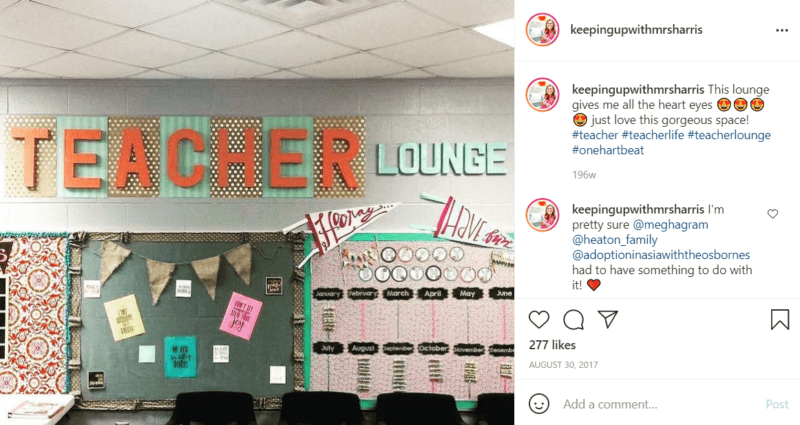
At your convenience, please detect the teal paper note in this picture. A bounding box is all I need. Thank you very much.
[139,345,156,363]
[165,336,197,378]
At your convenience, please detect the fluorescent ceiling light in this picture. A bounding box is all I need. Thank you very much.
[472,18,514,47]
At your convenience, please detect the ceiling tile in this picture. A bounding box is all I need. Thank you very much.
[78,31,209,68]
[384,69,435,79]
[0,0,18,11]
[0,2,125,50]
[160,53,277,79]
[28,53,145,78]
[140,3,290,50]
[293,53,409,79]
[226,31,355,68]
[371,29,507,68]
[0,35,64,68]
[408,0,513,27]
[424,51,512,78]
[305,2,455,50]
[3,68,60,78]
[129,70,184,79]
[256,70,308,79]
[217,0,394,28]
[35,0,206,28]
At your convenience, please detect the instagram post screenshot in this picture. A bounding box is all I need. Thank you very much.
[0,0,791,424]
[517,1,798,424]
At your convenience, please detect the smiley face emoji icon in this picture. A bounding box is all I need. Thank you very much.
[717,98,731,111]
[750,98,764,111]
[734,98,748,111]
[573,113,587,127]
[529,393,550,414]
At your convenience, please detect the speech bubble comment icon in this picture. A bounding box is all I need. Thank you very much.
[563,309,584,330]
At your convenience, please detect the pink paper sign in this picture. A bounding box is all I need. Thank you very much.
[220,292,263,340]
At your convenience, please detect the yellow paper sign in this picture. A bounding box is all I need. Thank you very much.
[104,294,146,341]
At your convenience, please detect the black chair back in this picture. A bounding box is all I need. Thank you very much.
[476,393,514,425]
[375,392,466,425]
[279,391,365,425]
[165,391,257,425]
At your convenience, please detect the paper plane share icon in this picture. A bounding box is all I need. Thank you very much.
[598,310,618,329]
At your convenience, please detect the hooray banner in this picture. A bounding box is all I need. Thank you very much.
[5,115,365,199]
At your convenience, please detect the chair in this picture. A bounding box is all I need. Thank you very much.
[164,391,257,425]
[278,391,366,425]
[476,393,513,425]
[375,392,466,425]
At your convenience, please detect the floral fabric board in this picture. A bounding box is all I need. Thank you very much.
[0,235,69,395]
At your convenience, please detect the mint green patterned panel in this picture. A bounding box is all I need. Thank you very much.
[159,117,211,198]
[57,116,108,198]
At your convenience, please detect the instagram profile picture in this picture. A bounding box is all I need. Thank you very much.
[527,198,559,232]
[526,78,559,112]
[527,13,559,46]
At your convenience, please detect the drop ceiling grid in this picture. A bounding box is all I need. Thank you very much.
[0,0,512,79]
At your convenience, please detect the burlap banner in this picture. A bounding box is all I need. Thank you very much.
[98,242,253,305]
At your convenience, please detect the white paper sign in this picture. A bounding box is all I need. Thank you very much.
[83,280,101,298]
[175,280,192,298]
[139,345,156,363]
[270,365,286,384]
[213,345,229,363]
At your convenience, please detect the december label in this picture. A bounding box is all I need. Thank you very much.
[489,344,515,357]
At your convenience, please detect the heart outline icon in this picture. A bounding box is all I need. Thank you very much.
[768,209,778,219]
[529,310,550,329]
[587,279,601,291]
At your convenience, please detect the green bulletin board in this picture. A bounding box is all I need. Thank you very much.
[77,233,302,404]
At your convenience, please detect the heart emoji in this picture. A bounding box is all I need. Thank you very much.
[529,310,550,329]
[768,209,778,218]
[587,279,601,291]
[538,15,547,21]
[538,81,547,86]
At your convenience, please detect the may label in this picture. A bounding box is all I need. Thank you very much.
[453,287,484,300]
[348,342,379,355]
[383,288,414,301]
[417,288,448,300]
[489,287,514,300]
